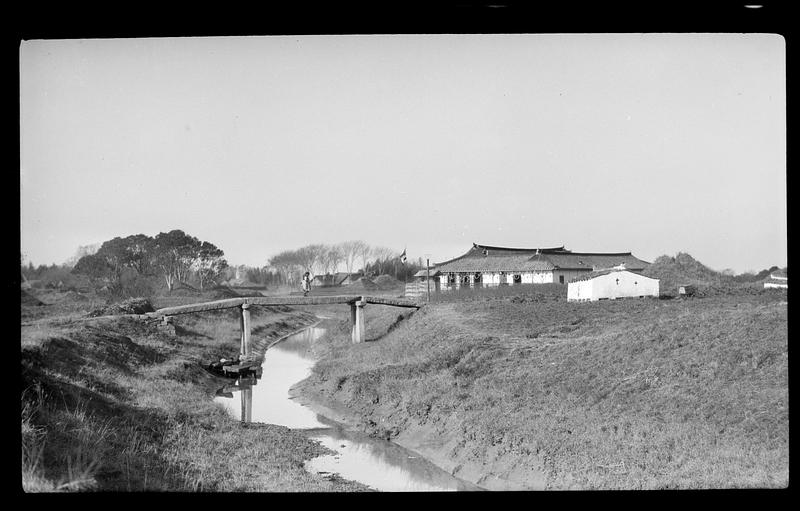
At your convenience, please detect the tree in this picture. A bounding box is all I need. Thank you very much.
[245,266,271,286]
[339,240,364,275]
[192,241,227,291]
[151,230,201,292]
[268,249,303,286]
[325,245,343,275]
[72,253,113,283]
[356,241,372,275]
[119,234,155,275]
[94,237,132,286]
[88,234,157,289]
[371,246,395,275]
[295,245,322,275]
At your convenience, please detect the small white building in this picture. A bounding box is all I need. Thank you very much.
[568,268,659,302]
[764,270,788,289]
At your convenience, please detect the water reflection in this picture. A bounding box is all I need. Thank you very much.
[213,327,327,428]
[305,421,478,491]
[213,325,482,491]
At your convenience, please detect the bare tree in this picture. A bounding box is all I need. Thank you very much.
[339,240,365,275]
[371,246,395,275]
[327,245,343,275]
[357,241,372,275]
[315,245,334,276]
[295,245,323,275]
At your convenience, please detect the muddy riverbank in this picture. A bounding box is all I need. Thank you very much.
[218,323,482,491]
[290,374,543,491]
[20,299,372,492]
[290,294,788,490]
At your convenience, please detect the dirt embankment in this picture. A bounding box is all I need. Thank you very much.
[294,292,788,490]
[291,373,540,491]
[292,307,547,491]
[20,294,370,492]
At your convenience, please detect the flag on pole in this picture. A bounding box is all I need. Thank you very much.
[399,248,407,264]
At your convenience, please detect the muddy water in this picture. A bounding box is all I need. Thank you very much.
[213,326,482,492]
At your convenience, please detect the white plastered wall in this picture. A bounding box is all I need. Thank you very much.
[568,271,659,301]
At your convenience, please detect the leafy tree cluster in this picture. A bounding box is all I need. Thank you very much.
[70,230,228,293]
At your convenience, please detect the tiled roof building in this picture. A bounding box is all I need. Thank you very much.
[434,243,650,287]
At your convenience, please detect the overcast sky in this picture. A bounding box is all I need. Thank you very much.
[20,33,785,273]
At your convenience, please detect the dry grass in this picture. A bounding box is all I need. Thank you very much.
[306,291,788,489]
[20,292,369,492]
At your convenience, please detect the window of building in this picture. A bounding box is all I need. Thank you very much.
[559,275,564,284]
[513,274,522,284]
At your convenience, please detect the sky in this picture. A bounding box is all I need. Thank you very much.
[20,33,786,273]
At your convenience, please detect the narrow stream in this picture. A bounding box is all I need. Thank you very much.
[213,326,482,492]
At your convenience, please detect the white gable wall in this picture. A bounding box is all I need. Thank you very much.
[568,271,659,301]
[567,279,593,301]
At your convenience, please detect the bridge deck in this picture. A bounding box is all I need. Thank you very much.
[152,295,422,317]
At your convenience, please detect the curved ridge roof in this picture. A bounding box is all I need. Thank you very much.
[434,243,569,267]
[434,243,650,273]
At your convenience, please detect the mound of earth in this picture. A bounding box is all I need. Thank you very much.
[228,288,266,297]
[642,253,738,296]
[208,286,244,299]
[87,297,155,317]
[374,275,402,289]
[346,277,379,291]
[169,286,202,297]
[21,289,45,306]
[168,281,203,296]
[62,290,90,302]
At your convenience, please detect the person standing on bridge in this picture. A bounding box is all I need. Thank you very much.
[302,271,312,296]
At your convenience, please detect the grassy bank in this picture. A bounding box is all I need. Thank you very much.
[20,292,371,492]
[301,289,788,489]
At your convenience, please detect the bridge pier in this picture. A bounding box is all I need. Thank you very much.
[351,298,366,344]
[240,303,251,358]
[241,387,252,423]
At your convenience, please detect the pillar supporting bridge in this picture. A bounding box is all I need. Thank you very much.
[150,295,423,353]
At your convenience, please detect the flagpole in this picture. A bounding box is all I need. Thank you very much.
[401,246,407,291]
[426,257,430,302]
